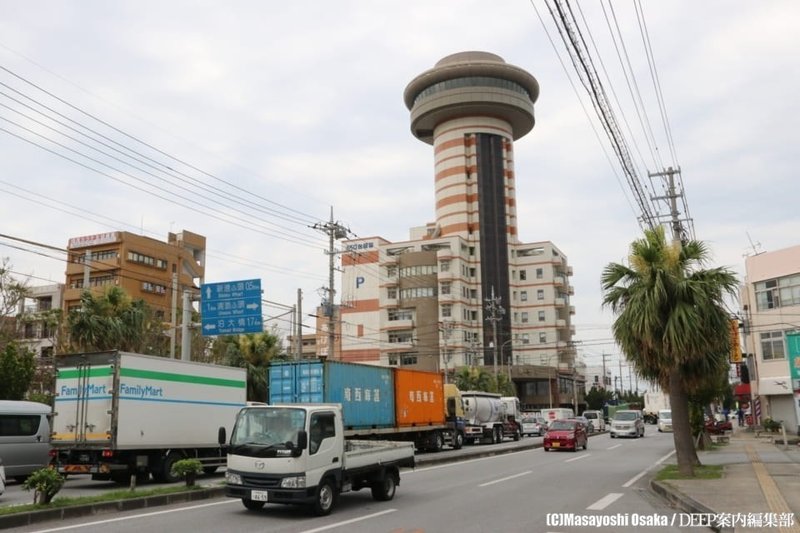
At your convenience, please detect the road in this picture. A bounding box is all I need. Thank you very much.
[7,430,689,533]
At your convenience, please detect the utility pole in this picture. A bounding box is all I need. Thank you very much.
[440,321,453,383]
[296,288,303,360]
[618,358,624,396]
[484,286,505,381]
[602,352,610,390]
[170,268,178,359]
[312,208,351,360]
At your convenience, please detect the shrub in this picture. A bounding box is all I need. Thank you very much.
[171,459,203,487]
[763,418,783,433]
[22,468,65,504]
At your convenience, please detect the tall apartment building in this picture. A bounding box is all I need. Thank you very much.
[739,244,800,434]
[338,52,578,409]
[64,230,206,321]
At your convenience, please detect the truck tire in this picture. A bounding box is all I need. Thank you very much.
[311,478,338,516]
[429,431,444,452]
[513,426,521,441]
[157,452,183,484]
[371,471,397,501]
[242,498,265,511]
[494,426,502,444]
[453,431,464,450]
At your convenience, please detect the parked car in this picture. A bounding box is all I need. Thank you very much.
[0,458,6,496]
[520,416,547,437]
[657,409,673,432]
[610,410,645,438]
[0,400,51,482]
[582,410,604,432]
[543,419,588,452]
[572,415,595,433]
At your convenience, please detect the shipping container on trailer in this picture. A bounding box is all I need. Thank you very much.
[268,361,461,452]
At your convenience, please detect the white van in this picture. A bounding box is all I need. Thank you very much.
[0,400,52,482]
[582,410,605,432]
[657,409,673,432]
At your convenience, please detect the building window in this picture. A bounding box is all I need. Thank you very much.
[386,266,397,278]
[388,331,413,344]
[440,282,451,295]
[441,304,452,318]
[400,287,436,299]
[520,291,528,302]
[439,260,450,272]
[520,334,530,344]
[521,312,529,324]
[142,282,167,295]
[538,311,545,322]
[387,287,397,299]
[539,332,547,344]
[760,331,786,360]
[520,269,527,281]
[537,289,545,300]
[127,251,167,269]
[536,268,543,279]
[389,353,418,366]
[388,308,413,321]
[755,275,800,310]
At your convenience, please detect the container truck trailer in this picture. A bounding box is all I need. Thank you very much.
[268,361,464,451]
[222,403,415,516]
[50,351,247,483]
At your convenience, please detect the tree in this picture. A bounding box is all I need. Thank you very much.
[212,330,285,401]
[0,342,36,400]
[601,226,737,476]
[585,386,615,411]
[455,366,497,393]
[0,257,30,342]
[67,286,167,354]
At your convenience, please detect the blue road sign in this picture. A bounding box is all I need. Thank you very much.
[201,279,263,336]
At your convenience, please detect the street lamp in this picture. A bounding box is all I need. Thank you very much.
[540,354,558,409]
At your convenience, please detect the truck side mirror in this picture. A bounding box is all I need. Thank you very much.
[218,427,227,446]
[292,430,308,457]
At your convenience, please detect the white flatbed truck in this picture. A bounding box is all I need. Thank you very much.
[222,404,415,515]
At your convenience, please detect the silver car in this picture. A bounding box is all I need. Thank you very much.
[610,410,645,438]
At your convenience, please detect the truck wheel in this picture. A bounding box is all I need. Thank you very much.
[430,431,444,452]
[311,478,337,516]
[453,432,464,450]
[494,426,503,444]
[371,471,397,501]
[513,426,521,441]
[159,452,183,484]
[242,498,265,511]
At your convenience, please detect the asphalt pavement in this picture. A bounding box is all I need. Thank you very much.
[2,427,799,532]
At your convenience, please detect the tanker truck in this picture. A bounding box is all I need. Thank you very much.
[461,391,521,444]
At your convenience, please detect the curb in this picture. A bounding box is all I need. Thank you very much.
[0,486,225,530]
[650,480,732,533]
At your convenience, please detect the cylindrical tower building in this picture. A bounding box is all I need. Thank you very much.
[404,51,539,361]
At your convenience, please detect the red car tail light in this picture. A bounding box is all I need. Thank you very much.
[101,449,114,458]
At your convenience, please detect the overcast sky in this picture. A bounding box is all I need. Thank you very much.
[1,1,797,378]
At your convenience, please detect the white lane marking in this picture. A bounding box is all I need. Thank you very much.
[406,448,540,474]
[586,492,624,510]
[30,499,238,532]
[607,444,622,450]
[478,470,532,487]
[564,453,591,463]
[300,509,397,533]
[622,449,676,488]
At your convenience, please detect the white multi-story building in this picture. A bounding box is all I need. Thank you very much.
[740,244,800,434]
[338,52,578,409]
[17,283,63,359]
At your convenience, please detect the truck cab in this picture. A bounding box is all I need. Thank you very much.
[223,404,414,516]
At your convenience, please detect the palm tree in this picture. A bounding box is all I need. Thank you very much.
[601,226,737,476]
[214,331,284,401]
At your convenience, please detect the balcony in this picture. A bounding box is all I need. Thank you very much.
[556,319,567,328]
[554,297,566,307]
[569,305,575,315]
[553,275,566,286]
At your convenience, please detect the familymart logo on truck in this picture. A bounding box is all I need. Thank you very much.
[59,383,109,398]
[120,382,164,399]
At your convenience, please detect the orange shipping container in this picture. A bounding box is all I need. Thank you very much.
[394,368,445,427]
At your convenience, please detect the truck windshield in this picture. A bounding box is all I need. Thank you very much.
[231,407,306,448]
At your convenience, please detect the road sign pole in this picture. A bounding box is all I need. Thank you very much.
[181,290,191,361]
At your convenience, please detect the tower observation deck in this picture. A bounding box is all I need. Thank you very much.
[403,51,539,144]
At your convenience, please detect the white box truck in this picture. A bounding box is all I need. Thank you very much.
[51,351,247,483]
[222,404,415,516]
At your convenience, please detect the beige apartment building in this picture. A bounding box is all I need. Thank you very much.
[64,230,206,321]
[337,52,581,410]
[740,244,800,434]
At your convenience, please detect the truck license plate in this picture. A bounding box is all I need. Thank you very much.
[251,490,269,502]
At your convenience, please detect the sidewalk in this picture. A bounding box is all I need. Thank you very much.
[651,426,800,533]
